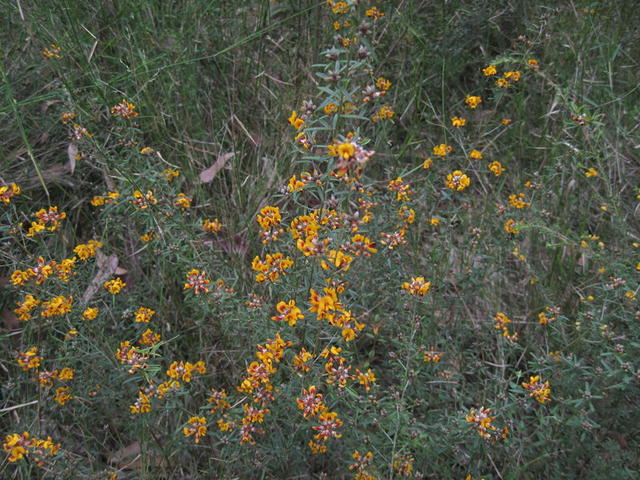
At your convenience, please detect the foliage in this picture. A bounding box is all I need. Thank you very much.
[1,1,639,479]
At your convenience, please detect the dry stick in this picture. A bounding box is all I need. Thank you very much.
[0,399,38,413]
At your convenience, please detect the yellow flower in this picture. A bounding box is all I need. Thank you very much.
[469,149,483,160]
[522,375,552,403]
[488,161,505,176]
[167,361,206,383]
[139,232,156,242]
[3,433,28,462]
[465,95,482,109]
[466,406,497,438]
[91,192,119,207]
[251,253,294,283]
[111,99,139,119]
[585,167,598,177]
[321,249,353,272]
[134,307,155,323]
[355,369,376,391]
[58,367,74,381]
[323,103,338,114]
[287,175,306,192]
[164,168,181,181]
[42,44,62,59]
[132,190,157,209]
[11,269,31,286]
[104,278,126,294]
[482,65,497,76]
[207,388,230,414]
[445,171,471,191]
[60,112,76,124]
[203,218,222,233]
[0,183,21,204]
[27,222,45,238]
[17,347,42,370]
[70,123,92,140]
[55,257,76,281]
[288,110,304,130]
[422,157,433,169]
[331,1,350,14]
[504,71,521,82]
[174,193,192,209]
[336,142,355,160]
[402,277,431,296]
[139,328,161,345]
[40,295,73,317]
[392,454,415,476]
[34,206,66,232]
[272,300,304,327]
[184,269,210,294]
[451,116,466,128]
[54,386,73,405]
[432,143,452,157]
[365,6,384,18]
[74,240,102,260]
[387,177,412,202]
[14,295,40,321]
[423,347,444,363]
[508,193,531,208]
[64,328,78,340]
[397,205,415,224]
[293,349,314,372]
[257,206,281,230]
[372,105,394,122]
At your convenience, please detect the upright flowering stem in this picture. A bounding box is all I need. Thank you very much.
[389,307,421,478]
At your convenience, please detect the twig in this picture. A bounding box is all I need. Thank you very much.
[0,400,38,413]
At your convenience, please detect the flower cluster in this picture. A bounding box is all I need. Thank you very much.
[111,99,139,119]
[104,278,126,294]
[184,269,210,294]
[446,170,471,191]
[40,295,73,318]
[134,306,155,323]
[401,277,431,296]
[115,341,149,374]
[493,312,518,342]
[183,416,207,443]
[17,347,43,371]
[537,306,559,325]
[251,253,294,283]
[27,206,66,237]
[522,375,552,403]
[271,300,304,327]
[257,206,284,243]
[466,406,497,439]
[3,432,60,464]
[236,333,292,444]
[0,183,20,204]
[167,360,206,383]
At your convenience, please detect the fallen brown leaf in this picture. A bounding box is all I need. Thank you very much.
[107,440,140,466]
[199,152,235,183]
[1,308,19,330]
[107,440,167,470]
[67,143,78,174]
[81,250,119,305]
